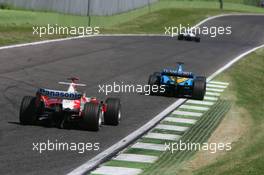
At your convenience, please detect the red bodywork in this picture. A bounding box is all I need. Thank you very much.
[36,93,107,117]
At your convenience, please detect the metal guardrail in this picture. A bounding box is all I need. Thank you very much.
[0,0,157,16]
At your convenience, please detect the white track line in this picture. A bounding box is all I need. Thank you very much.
[204,96,218,101]
[206,92,221,96]
[0,35,94,51]
[207,84,227,88]
[206,88,225,92]
[179,105,209,111]
[68,15,264,175]
[114,154,158,163]
[173,110,203,117]
[91,166,142,175]
[163,118,197,125]
[209,81,229,85]
[190,13,264,31]
[0,34,165,51]
[186,100,215,106]
[155,124,190,131]
[144,132,181,141]
[131,142,166,151]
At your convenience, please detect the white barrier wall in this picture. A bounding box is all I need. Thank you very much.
[0,0,158,16]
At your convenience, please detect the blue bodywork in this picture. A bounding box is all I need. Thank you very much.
[159,63,196,97]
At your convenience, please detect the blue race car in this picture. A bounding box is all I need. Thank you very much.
[148,62,206,100]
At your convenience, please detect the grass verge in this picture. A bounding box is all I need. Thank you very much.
[179,48,264,175]
[0,1,264,46]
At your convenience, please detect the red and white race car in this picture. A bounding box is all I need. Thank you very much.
[19,77,121,131]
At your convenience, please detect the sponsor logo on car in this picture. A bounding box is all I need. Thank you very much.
[38,88,82,100]
[163,69,193,77]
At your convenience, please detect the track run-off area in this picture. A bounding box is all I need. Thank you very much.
[0,15,264,175]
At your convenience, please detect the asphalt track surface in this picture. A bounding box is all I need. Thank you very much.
[0,15,264,175]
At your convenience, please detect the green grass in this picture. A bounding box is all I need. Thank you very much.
[141,137,179,144]
[161,120,193,127]
[125,148,162,157]
[170,113,201,120]
[0,1,264,46]
[152,128,185,135]
[104,160,151,169]
[185,48,264,175]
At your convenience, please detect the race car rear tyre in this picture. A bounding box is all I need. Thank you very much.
[19,96,37,125]
[195,37,201,42]
[192,76,206,100]
[148,74,160,85]
[82,102,101,131]
[104,98,121,126]
[178,34,184,40]
[153,72,162,77]
[186,36,192,41]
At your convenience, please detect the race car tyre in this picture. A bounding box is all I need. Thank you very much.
[82,102,101,131]
[57,112,71,130]
[186,36,192,41]
[104,98,121,126]
[178,34,184,40]
[19,96,37,125]
[195,37,201,42]
[153,72,162,77]
[192,76,206,100]
[148,74,161,95]
[148,74,160,86]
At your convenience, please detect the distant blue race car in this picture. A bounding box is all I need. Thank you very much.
[148,62,206,100]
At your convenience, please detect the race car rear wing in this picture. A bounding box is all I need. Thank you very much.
[58,82,86,87]
[37,88,82,100]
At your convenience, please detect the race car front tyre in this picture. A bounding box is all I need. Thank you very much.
[19,96,37,125]
[82,102,101,131]
[104,98,121,126]
[192,77,206,100]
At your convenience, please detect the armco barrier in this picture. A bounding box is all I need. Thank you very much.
[0,0,158,16]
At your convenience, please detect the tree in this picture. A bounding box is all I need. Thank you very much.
[219,0,223,10]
